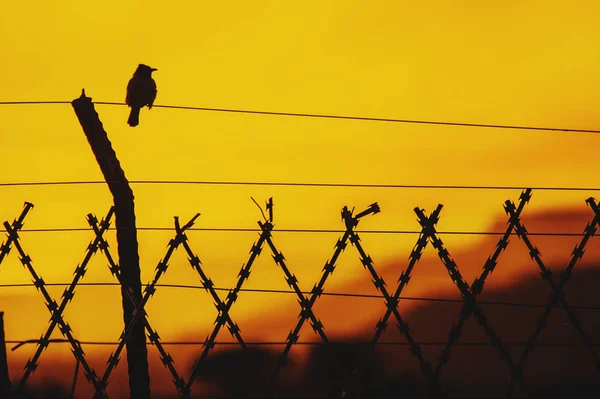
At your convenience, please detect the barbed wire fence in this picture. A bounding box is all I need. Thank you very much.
[2,100,600,397]
[0,188,599,398]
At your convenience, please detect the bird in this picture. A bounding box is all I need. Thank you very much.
[125,64,158,127]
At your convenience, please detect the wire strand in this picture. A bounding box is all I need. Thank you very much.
[1,100,600,134]
[0,282,598,311]
[11,226,594,237]
[1,180,600,192]
[4,339,598,348]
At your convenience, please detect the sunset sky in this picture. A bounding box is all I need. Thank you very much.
[1,0,600,396]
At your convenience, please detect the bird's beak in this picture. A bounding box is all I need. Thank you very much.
[151,68,158,71]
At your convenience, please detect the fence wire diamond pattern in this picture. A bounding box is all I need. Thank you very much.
[1,190,599,398]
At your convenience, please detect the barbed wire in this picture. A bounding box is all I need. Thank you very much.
[1,180,600,191]
[8,226,595,237]
[0,282,598,311]
[1,100,600,134]
[5,339,599,348]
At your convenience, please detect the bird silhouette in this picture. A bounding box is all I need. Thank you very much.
[126,64,157,127]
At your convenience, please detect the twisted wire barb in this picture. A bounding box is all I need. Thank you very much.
[267,203,381,396]
[96,213,200,393]
[504,196,600,398]
[338,205,441,397]
[262,219,329,344]
[0,202,34,399]
[336,204,442,398]
[432,189,532,386]
[2,204,110,397]
[0,202,33,266]
[87,209,190,397]
[184,216,272,394]
[420,194,531,396]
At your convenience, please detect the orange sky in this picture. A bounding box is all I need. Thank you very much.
[1,0,600,396]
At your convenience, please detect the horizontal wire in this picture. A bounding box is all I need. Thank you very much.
[11,226,593,237]
[1,100,600,134]
[2,180,600,191]
[5,339,598,348]
[1,282,599,311]
[0,101,72,105]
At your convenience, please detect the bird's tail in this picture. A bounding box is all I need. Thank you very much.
[128,106,141,127]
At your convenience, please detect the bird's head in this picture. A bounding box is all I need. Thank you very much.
[134,64,158,77]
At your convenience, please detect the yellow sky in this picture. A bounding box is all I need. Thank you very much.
[1,0,600,392]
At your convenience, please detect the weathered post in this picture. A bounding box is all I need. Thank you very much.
[71,90,151,399]
[0,312,12,398]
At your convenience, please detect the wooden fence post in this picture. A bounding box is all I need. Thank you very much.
[0,312,12,398]
[71,90,151,399]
